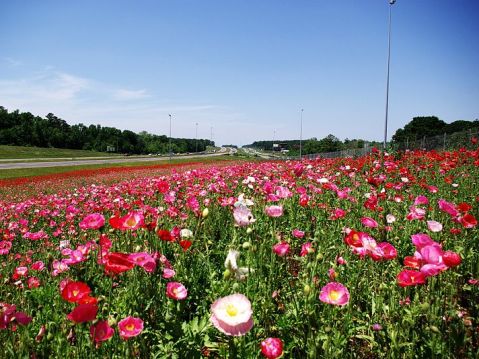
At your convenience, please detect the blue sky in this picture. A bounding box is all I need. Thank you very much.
[1,0,478,146]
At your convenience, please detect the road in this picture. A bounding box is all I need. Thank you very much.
[0,148,230,170]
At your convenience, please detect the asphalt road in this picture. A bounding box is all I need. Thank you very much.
[0,148,229,170]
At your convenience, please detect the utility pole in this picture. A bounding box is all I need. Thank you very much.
[383,0,396,149]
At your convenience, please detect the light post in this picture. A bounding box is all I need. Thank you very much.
[383,0,396,149]
[169,114,172,161]
[299,108,304,160]
[195,122,198,153]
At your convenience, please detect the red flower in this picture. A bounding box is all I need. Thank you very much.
[443,251,461,268]
[157,180,170,193]
[67,303,98,323]
[403,256,421,269]
[179,240,192,251]
[397,269,426,287]
[61,281,91,303]
[460,213,477,228]
[104,252,135,275]
[157,229,174,242]
[261,337,284,359]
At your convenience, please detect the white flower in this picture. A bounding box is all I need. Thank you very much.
[180,228,193,239]
[224,250,252,281]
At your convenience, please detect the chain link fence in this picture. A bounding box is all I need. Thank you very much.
[298,127,479,160]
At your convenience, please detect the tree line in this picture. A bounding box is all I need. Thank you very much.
[244,116,478,155]
[244,135,381,155]
[0,106,214,154]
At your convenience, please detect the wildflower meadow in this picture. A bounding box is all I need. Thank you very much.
[0,148,478,358]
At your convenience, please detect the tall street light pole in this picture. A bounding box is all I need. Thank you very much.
[383,0,396,150]
[299,108,304,160]
[169,114,172,161]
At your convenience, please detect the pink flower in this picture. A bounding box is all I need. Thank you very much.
[336,256,347,265]
[361,217,378,228]
[118,316,144,340]
[427,220,443,232]
[319,282,350,306]
[414,195,429,205]
[0,241,12,255]
[438,199,459,217]
[300,242,314,256]
[79,213,105,230]
[166,282,188,300]
[210,294,253,336]
[411,233,435,250]
[292,229,305,239]
[261,337,284,359]
[265,205,283,218]
[273,242,290,257]
[162,268,176,279]
[129,252,157,273]
[233,206,256,227]
[90,320,114,343]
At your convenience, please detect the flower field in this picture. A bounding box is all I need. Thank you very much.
[0,148,478,358]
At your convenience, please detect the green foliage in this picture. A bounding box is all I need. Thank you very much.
[392,116,479,143]
[0,106,214,154]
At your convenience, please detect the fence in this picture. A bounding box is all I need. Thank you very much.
[297,127,479,160]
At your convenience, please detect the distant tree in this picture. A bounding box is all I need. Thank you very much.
[392,116,447,143]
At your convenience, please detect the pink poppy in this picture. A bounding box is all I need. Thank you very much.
[292,229,305,238]
[319,282,350,306]
[273,242,290,257]
[438,199,458,217]
[233,206,256,227]
[427,220,443,232]
[129,252,157,273]
[265,205,283,218]
[90,320,114,343]
[210,294,253,336]
[118,316,144,340]
[414,195,429,205]
[300,242,314,256]
[79,213,105,230]
[166,282,188,300]
[261,337,284,359]
[0,241,12,255]
[361,217,378,228]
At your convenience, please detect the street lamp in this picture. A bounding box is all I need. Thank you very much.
[169,114,172,161]
[195,122,198,153]
[383,0,396,149]
[299,108,304,160]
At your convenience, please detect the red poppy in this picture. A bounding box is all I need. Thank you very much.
[397,269,426,287]
[460,213,477,228]
[61,281,91,303]
[403,256,421,269]
[443,251,462,268]
[179,240,192,251]
[157,180,170,193]
[157,229,174,242]
[67,303,98,323]
[104,252,135,274]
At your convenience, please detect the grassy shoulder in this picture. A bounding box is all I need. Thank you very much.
[0,156,239,180]
[0,145,122,159]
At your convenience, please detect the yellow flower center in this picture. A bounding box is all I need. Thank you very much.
[226,303,238,317]
[329,290,340,301]
[126,323,135,331]
[72,289,79,297]
[126,218,136,227]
